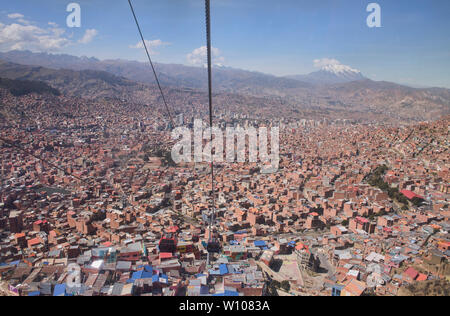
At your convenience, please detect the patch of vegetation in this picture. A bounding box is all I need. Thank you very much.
[280,280,291,292]
[266,280,280,296]
[367,165,409,206]
[161,150,176,167]
[32,185,71,196]
[142,144,177,167]
[411,197,425,207]
[400,279,450,296]
[368,209,388,221]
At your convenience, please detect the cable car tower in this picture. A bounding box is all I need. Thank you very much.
[204,0,222,268]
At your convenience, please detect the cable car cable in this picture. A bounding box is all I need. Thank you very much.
[127,0,175,129]
[204,0,221,263]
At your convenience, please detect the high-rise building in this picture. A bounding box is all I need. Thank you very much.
[177,113,184,126]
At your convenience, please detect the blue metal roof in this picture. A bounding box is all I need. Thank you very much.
[209,269,221,275]
[53,284,66,297]
[131,269,153,280]
[213,290,239,296]
[254,241,267,247]
[219,264,228,275]
[152,273,169,283]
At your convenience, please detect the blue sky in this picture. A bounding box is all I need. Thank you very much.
[0,0,449,88]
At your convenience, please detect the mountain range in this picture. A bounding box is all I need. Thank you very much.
[0,50,311,97]
[0,50,449,123]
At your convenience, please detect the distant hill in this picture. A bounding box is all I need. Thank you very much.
[0,60,144,99]
[0,50,311,97]
[322,79,450,120]
[0,77,60,97]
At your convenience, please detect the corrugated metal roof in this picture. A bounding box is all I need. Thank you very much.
[111,283,124,296]
[219,264,228,275]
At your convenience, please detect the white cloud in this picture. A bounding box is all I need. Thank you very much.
[7,13,24,19]
[129,39,170,54]
[0,20,70,52]
[187,46,225,67]
[0,13,100,52]
[78,29,98,44]
[7,13,30,25]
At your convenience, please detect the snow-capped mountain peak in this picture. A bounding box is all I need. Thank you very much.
[320,63,361,75]
[294,58,366,84]
[286,58,366,84]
